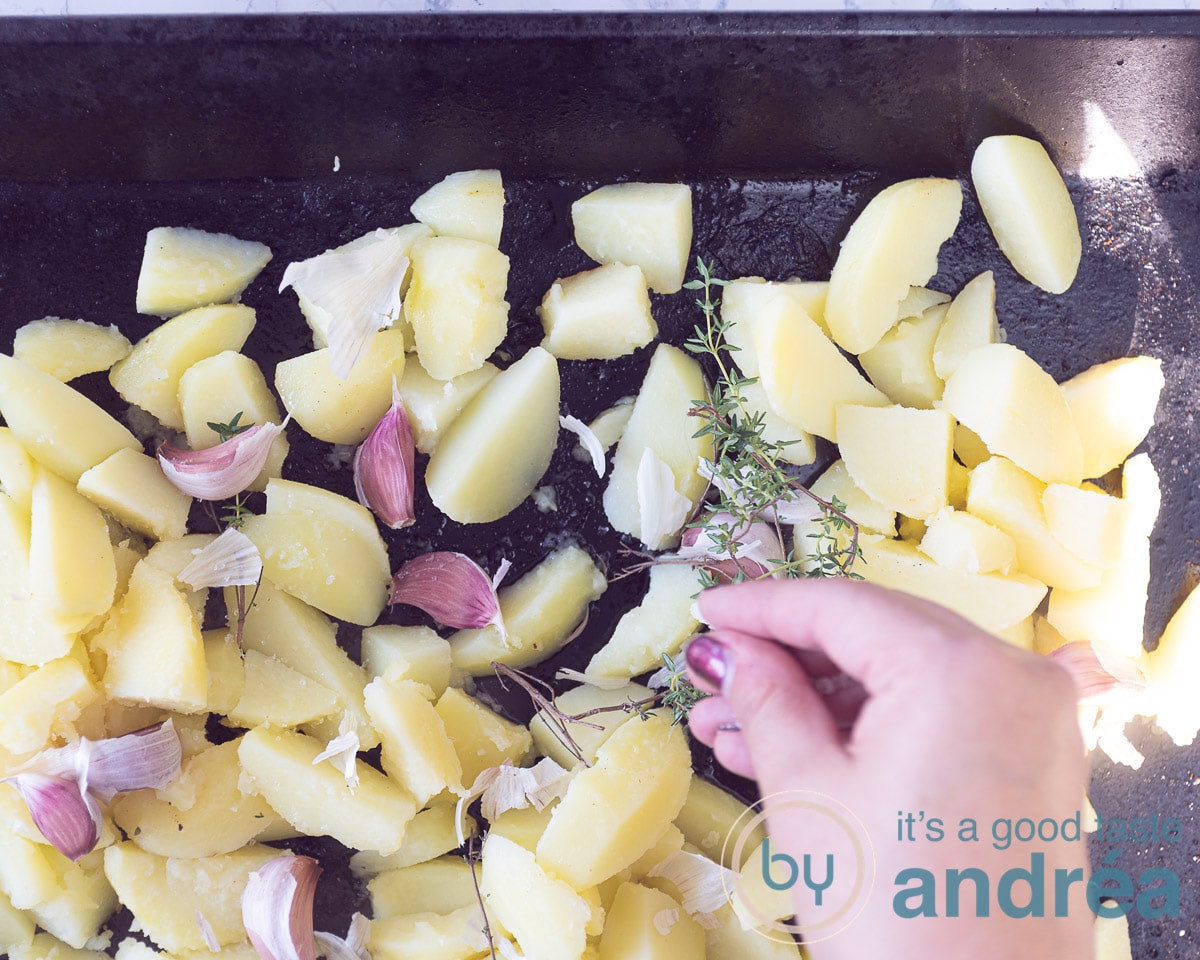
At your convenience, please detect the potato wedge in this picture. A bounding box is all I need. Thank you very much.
[932,271,999,379]
[135,226,271,317]
[410,169,505,247]
[1060,356,1164,479]
[539,263,657,360]
[13,318,131,381]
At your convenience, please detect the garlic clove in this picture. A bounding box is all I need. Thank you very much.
[83,719,184,802]
[388,551,506,634]
[9,773,103,861]
[1049,642,1146,703]
[158,419,288,501]
[243,855,321,960]
[179,528,263,590]
[353,379,416,530]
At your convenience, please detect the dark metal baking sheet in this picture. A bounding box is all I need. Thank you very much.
[1,13,1198,958]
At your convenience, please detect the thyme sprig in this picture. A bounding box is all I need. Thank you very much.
[682,257,862,580]
[656,652,709,725]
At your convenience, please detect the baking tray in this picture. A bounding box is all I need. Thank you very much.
[0,12,1198,958]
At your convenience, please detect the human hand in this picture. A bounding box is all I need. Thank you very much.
[686,577,1091,960]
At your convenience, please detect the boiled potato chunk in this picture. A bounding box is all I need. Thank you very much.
[0,656,97,754]
[704,903,804,960]
[110,303,255,430]
[932,271,999,379]
[539,264,657,360]
[369,906,491,960]
[102,842,280,953]
[824,177,963,354]
[755,303,888,442]
[0,428,36,511]
[238,726,416,854]
[489,803,559,853]
[136,226,271,317]
[435,688,533,787]
[971,136,1081,294]
[836,404,954,521]
[482,834,593,960]
[857,536,1046,635]
[739,380,816,467]
[1042,483,1129,568]
[77,449,191,542]
[361,624,452,696]
[955,423,991,469]
[225,578,376,747]
[586,563,702,678]
[1045,454,1159,660]
[241,478,390,626]
[275,328,405,445]
[448,545,607,676]
[807,459,895,535]
[1146,582,1200,746]
[599,882,704,960]
[406,235,510,380]
[967,457,1102,591]
[0,493,73,666]
[674,778,765,870]
[369,856,478,919]
[398,360,498,455]
[23,848,115,951]
[722,277,833,373]
[941,343,1084,485]
[349,804,471,878]
[571,182,692,294]
[93,560,207,713]
[29,468,116,635]
[530,681,651,768]
[227,650,340,729]
[918,507,1017,575]
[1061,356,1164,479]
[537,714,691,889]
[0,354,141,484]
[0,888,33,953]
[858,303,946,409]
[13,318,131,382]
[410,169,505,247]
[364,675,464,806]
[602,344,712,545]
[425,346,560,524]
[178,350,289,491]
[110,739,283,858]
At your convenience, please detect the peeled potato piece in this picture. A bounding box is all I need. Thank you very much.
[397,359,498,455]
[941,343,1084,485]
[530,680,651,769]
[836,404,954,521]
[13,318,131,382]
[602,343,712,546]
[1060,355,1164,479]
[971,135,1081,294]
[571,182,693,295]
[0,492,70,666]
[721,277,833,372]
[410,169,505,247]
[0,353,141,484]
[824,177,963,354]
[539,263,657,360]
[932,271,1000,380]
[1146,582,1200,747]
[77,448,191,543]
[135,226,271,317]
[600,882,704,960]
[426,346,560,524]
[858,302,946,409]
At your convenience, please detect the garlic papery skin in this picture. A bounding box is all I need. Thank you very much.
[243,855,321,960]
[1050,642,1147,705]
[83,719,184,801]
[279,230,411,379]
[647,851,735,916]
[677,511,785,580]
[311,712,361,793]
[353,380,416,530]
[179,528,263,590]
[637,449,692,551]
[313,913,371,960]
[8,773,103,861]
[559,415,606,478]
[388,552,506,634]
[158,419,288,501]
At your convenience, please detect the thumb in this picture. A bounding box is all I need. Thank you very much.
[687,631,849,793]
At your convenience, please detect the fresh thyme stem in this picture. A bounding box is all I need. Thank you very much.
[465,836,497,960]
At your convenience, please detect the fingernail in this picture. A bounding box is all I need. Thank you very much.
[686,635,734,694]
[717,721,742,733]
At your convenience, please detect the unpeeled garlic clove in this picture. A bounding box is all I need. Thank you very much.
[243,855,321,960]
[388,551,506,633]
[10,773,103,862]
[158,419,287,501]
[84,719,183,801]
[354,380,416,530]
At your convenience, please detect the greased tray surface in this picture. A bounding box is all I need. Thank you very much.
[1,13,1198,957]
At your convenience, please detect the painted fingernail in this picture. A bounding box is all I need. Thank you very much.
[717,721,742,733]
[686,635,733,694]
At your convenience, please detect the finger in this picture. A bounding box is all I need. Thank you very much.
[689,697,757,779]
[687,631,849,789]
[698,578,988,697]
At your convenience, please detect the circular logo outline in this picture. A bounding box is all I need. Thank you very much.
[720,789,877,945]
